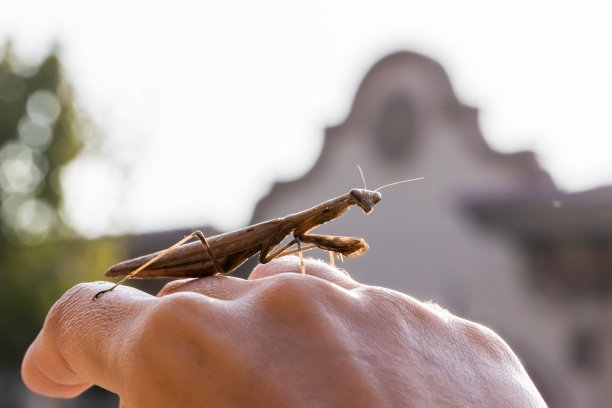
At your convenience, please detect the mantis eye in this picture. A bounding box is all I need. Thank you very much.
[373,191,382,204]
[350,188,364,201]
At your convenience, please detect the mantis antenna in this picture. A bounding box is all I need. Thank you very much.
[357,165,367,190]
[357,165,423,192]
[375,177,424,192]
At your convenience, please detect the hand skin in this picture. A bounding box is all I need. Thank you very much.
[22,257,547,407]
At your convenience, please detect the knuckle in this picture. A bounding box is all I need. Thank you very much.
[125,294,214,370]
[133,293,208,350]
[259,274,310,303]
[254,274,335,319]
[358,286,439,326]
[456,319,515,364]
[140,293,201,333]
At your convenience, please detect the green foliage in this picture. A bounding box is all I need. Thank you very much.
[0,42,81,242]
[0,237,125,363]
[0,42,122,364]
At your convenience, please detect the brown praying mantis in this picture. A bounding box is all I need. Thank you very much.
[93,173,423,300]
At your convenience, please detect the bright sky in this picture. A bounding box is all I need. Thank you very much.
[1,1,611,237]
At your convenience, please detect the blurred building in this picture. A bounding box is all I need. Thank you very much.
[245,51,612,407]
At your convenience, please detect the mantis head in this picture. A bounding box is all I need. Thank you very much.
[350,189,382,214]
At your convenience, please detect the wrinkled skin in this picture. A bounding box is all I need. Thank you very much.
[22,257,546,407]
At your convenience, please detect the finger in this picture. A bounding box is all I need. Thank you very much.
[157,275,250,299]
[22,282,154,398]
[249,256,359,289]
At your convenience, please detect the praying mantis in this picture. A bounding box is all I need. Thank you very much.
[94,173,423,300]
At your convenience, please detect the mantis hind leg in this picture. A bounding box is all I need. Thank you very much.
[193,230,224,274]
[93,230,218,300]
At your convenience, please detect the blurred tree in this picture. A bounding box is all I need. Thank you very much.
[0,41,122,368]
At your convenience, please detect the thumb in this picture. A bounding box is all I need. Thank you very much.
[22,282,154,398]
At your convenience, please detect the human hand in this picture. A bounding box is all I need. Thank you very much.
[22,256,546,407]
